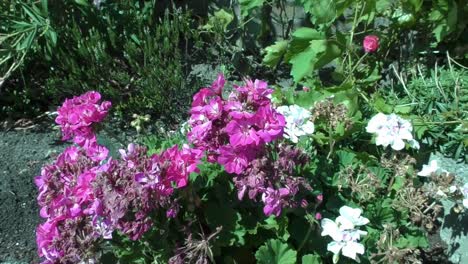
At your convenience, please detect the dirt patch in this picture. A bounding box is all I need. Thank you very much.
[0,130,65,263]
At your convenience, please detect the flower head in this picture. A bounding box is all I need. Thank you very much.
[321,206,369,263]
[363,35,379,53]
[366,113,419,150]
[276,104,314,143]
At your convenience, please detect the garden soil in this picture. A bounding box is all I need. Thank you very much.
[0,130,65,263]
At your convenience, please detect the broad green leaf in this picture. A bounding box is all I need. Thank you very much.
[289,40,327,82]
[289,38,341,82]
[292,28,325,40]
[302,254,322,264]
[263,40,288,67]
[394,230,429,248]
[336,150,357,167]
[294,89,328,108]
[372,96,392,113]
[203,9,234,31]
[302,0,337,25]
[255,239,297,264]
[287,28,325,59]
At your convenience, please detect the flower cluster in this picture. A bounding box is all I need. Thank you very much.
[35,147,104,263]
[36,92,202,263]
[234,145,311,216]
[92,143,201,240]
[321,206,369,263]
[188,76,317,216]
[187,74,285,173]
[55,91,111,161]
[276,104,315,143]
[366,113,419,151]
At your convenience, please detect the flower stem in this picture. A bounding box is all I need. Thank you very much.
[297,222,313,252]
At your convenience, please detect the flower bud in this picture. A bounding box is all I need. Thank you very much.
[363,35,379,53]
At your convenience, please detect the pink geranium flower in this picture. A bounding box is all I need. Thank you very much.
[363,35,379,53]
[225,120,260,147]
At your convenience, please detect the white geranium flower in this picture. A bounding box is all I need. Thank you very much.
[276,105,315,143]
[328,237,365,261]
[321,206,368,263]
[366,113,419,151]
[336,206,370,230]
[417,160,439,177]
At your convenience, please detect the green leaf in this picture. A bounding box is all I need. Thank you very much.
[337,150,357,167]
[394,104,412,114]
[255,239,297,264]
[302,254,322,264]
[394,231,429,248]
[239,0,265,17]
[287,28,325,60]
[372,95,392,113]
[289,40,327,82]
[263,40,288,67]
[74,0,90,7]
[302,0,337,25]
[391,176,406,191]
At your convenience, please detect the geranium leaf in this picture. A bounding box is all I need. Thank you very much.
[255,239,297,264]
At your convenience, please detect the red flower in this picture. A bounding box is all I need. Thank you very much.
[363,35,379,53]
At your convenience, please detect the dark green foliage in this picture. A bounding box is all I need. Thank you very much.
[1,1,200,122]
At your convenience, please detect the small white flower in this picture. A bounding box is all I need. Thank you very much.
[321,206,368,263]
[417,160,439,177]
[277,105,315,143]
[367,113,418,151]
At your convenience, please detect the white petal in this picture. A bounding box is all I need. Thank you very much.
[321,219,343,241]
[339,206,369,227]
[301,121,315,134]
[336,216,356,230]
[375,133,392,147]
[398,129,413,140]
[366,113,387,133]
[391,138,405,150]
[327,241,344,255]
[342,241,365,260]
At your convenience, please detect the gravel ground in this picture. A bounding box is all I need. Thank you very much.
[0,130,65,264]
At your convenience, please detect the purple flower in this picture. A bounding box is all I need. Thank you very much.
[262,187,290,217]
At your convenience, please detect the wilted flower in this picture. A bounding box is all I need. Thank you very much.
[363,35,379,53]
[366,113,419,151]
[321,206,369,263]
[276,104,315,143]
[417,160,439,177]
